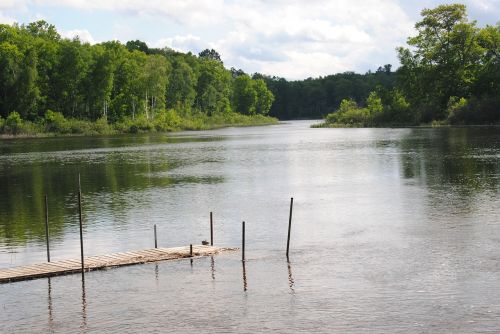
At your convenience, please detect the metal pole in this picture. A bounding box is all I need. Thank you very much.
[44,194,51,262]
[210,212,213,246]
[154,224,158,249]
[78,174,85,277]
[190,244,193,257]
[286,197,293,258]
[242,221,245,262]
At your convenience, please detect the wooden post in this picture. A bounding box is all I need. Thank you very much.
[44,194,51,262]
[210,212,213,246]
[190,244,193,257]
[242,221,245,262]
[286,197,293,259]
[154,224,158,249]
[78,174,85,276]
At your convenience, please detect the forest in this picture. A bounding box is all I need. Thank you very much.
[0,22,276,135]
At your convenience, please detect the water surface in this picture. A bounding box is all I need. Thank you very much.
[1,121,499,333]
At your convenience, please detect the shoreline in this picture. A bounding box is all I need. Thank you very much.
[311,122,500,129]
[0,118,279,140]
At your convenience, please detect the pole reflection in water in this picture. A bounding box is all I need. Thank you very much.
[155,263,159,282]
[242,261,247,292]
[47,278,54,326]
[287,261,295,293]
[210,256,215,280]
[80,278,87,330]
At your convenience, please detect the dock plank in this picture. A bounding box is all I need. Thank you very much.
[0,245,235,283]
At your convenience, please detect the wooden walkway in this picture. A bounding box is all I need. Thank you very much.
[0,245,233,284]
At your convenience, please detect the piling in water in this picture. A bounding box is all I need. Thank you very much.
[190,244,193,257]
[286,197,293,259]
[78,174,85,277]
[44,194,51,263]
[210,212,214,246]
[242,221,246,262]
[154,224,158,249]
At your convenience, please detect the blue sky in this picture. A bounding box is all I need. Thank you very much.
[1,0,498,79]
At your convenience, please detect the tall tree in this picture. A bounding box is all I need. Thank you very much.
[167,60,196,112]
[253,79,274,115]
[52,39,88,117]
[143,54,170,119]
[397,4,483,120]
[198,49,223,63]
[0,42,21,118]
[196,59,232,115]
[16,48,40,119]
[232,75,257,115]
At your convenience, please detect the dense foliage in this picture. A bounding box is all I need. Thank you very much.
[260,67,396,120]
[0,21,275,135]
[396,4,499,125]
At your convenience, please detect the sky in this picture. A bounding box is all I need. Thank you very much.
[0,0,498,80]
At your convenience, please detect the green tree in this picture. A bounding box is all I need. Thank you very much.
[144,54,170,119]
[87,44,115,119]
[167,60,196,112]
[16,48,40,120]
[198,49,222,63]
[113,50,147,120]
[196,59,232,115]
[253,79,274,115]
[366,91,383,114]
[397,4,483,121]
[126,40,149,54]
[232,75,257,115]
[52,39,89,117]
[0,42,21,118]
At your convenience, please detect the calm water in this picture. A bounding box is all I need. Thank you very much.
[1,121,499,333]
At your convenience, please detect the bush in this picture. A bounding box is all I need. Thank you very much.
[325,99,371,126]
[5,112,22,134]
[154,109,182,131]
[44,110,70,133]
[68,119,94,134]
[92,117,114,135]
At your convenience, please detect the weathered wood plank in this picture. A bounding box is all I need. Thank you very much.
[0,245,235,283]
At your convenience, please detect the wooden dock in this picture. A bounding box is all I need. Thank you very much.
[0,245,234,284]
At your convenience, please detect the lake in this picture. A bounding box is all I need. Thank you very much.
[1,121,499,333]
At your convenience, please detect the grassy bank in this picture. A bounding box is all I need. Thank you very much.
[0,110,278,138]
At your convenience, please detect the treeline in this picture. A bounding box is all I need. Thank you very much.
[259,66,396,120]
[0,21,275,135]
[265,4,500,126]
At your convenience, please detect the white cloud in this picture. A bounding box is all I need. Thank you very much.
[0,0,29,10]
[211,0,413,78]
[0,12,16,24]
[60,29,96,44]
[153,34,211,54]
[0,0,28,23]
[15,0,497,79]
[465,0,499,11]
[33,0,225,26]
